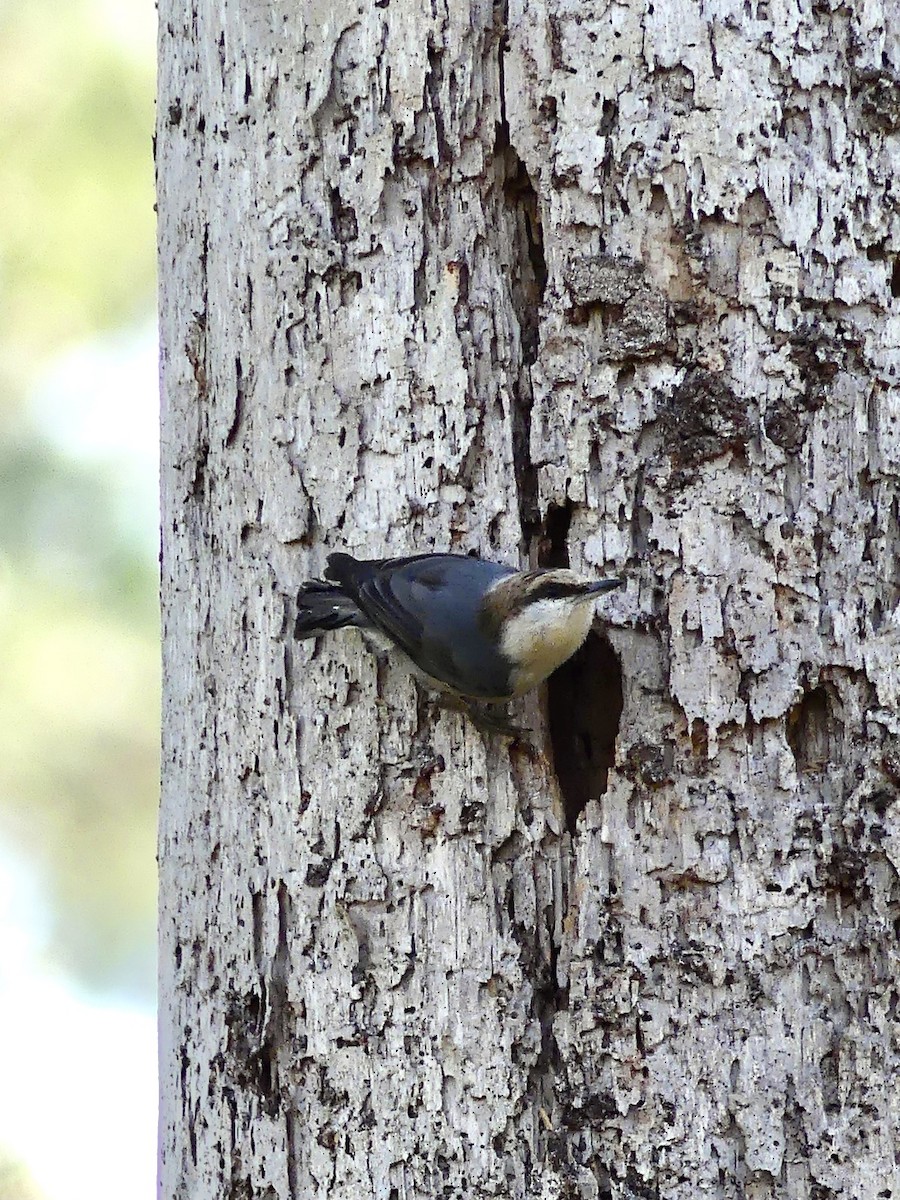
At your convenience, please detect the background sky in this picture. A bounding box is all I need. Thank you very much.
[0,0,158,1195]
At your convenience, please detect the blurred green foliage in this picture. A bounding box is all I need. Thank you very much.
[0,0,155,390]
[0,1150,45,1200]
[0,0,158,999]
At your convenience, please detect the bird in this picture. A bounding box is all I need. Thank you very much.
[294,551,623,709]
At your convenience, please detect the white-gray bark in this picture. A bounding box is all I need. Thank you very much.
[158,1,900,1197]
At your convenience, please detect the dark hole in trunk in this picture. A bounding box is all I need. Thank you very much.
[787,684,833,771]
[539,501,624,830]
[548,633,624,831]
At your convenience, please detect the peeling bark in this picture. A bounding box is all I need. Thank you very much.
[159,1,900,1198]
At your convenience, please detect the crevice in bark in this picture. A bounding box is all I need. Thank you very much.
[424,40,450,164]
[226,354,244,447]
[285,1106,300,1200]
[541,502,625,831]
[495,18,547,550]
[787,684,835,771]
[223,881,293,1135]
[538,501,574,571]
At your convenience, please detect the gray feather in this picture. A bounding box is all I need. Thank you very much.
[325,552,518,699]
[294,579,368,638]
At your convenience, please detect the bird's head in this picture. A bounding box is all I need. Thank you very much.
[511,568,622,610]
[482,566,622,644]
[481,567,622,695]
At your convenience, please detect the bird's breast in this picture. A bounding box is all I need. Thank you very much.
[501,599,595,696]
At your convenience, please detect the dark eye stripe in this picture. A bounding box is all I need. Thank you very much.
[530,580,585,601]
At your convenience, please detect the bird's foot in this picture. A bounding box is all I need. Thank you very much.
[434,695,528,739]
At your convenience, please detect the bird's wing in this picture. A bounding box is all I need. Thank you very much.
[357,566,429,662]
[328,554,514,696]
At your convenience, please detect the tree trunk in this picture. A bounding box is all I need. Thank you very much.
[158,2,900,1197]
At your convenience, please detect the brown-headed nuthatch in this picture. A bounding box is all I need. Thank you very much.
[295,551,622,702]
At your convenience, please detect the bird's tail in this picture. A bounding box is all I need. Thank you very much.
[294,579,367,639]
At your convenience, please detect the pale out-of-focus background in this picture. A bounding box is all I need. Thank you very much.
[0,1,158,1196]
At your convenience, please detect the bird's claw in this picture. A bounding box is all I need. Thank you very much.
[432,695,529,739]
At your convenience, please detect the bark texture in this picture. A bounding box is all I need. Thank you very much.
[158,1,900,1197]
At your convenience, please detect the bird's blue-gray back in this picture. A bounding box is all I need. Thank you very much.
[330,554,517,699]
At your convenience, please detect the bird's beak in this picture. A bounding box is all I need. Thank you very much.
[585,578,624,595]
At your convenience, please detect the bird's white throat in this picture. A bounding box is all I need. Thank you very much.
[501,597,595,696]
